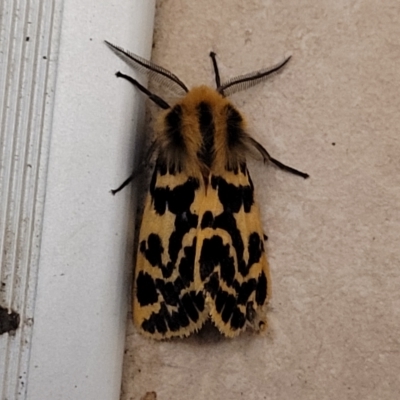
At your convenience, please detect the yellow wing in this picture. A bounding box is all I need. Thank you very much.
[195,165,271,337]
[133,165,209,339]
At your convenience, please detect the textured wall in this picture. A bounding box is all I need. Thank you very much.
[121,1,400,399]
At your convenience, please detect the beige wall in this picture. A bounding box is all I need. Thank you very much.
[122,1,400,399]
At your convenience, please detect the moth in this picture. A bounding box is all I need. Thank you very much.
[106,41,308,339]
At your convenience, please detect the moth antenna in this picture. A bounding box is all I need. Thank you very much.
[248,137,309,179]
[105,40,189,94]
[218,55,291,96]
[115,71,170,109]
[209,52,223,94]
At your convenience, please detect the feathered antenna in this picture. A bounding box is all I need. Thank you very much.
[218,56,291,96]
[105,41,189,95]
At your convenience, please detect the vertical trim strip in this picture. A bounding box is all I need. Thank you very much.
[0,0,64,398]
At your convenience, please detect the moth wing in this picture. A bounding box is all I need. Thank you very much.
[195,167,271,337]
[133,167,209,339]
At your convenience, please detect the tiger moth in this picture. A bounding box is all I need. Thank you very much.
[106,41,308,339]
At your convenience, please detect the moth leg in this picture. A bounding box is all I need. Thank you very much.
[111,140,157,195]
[111,174,134,195]
[249,137,309,179]
[115,71,170,110]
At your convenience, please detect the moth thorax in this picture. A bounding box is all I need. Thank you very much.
[159,84,250,174]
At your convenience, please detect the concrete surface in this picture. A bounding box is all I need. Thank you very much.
[121,1,400,399]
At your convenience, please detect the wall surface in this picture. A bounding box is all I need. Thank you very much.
[121,1,400,399]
